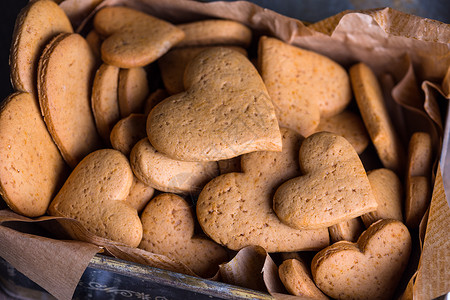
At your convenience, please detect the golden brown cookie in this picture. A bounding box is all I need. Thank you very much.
[361,168,403,227]
[130,138,219,194]
[350,63,404,174]
[329,218,364,243]
[125,176,154,213]
[312,219,411,300]
[10,0,73,94]
[139,193,228,277]
[197,128,329,252]
[405,132,433,228]
[0,92,68,217]
[279,259,328,299]
[85,30,102,59]
[91,63,120,142]
[93,6,185,68]
[158,46,247,95]
[314,110,369,154]
[273,132,378,230]
[148,47,282,162]
[48,149,142,247]
[118,67,149,117]
[38,33,102,168]
[176,20,252,48]
[110,113,147,156]
[258,36,351,136]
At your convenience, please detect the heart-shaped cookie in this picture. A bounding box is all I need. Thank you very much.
[148,47,282,161]
[110,113,148,156]
[48,149,142,247]
[130,138,219,194]
[361,168,403,227]
[314,110,369,154]
[197,128,329,252]
[158,46,247,95]
[312,219,411,300]
[273,132,378,230]
[93,6,185,68]
[139,193,227,278]
[125,176,154,213]
[258,36,351,136]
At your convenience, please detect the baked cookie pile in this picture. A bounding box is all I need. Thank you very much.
[1,1,435,298]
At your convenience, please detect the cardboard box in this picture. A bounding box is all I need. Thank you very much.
[0,1,449,299]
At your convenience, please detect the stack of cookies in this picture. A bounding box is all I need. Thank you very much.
[0,0,436,298]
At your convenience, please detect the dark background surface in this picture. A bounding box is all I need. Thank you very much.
[0,0,449,102]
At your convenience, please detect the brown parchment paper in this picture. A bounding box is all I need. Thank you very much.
[0,1,449,299]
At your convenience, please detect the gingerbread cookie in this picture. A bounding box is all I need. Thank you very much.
[93,6,185,68]
[258,36,351,136]
[85,30,102,59]
[130,138,219,194]
[314,110,369,154]
[176,20,252,48]
[48,149,142,247]
[279,259,328,299]
[273,132,378,230]
[118,67,149,117]
[329,218,364,243]
[148,47,282,161]
[38,33,102,168]
[350,63,404,174]
[10,0,73,94]
[139,193,227,277]
[312,219,411,300]
[110,113,147,156]
[126,176,154,213]
[91,63,121,142]
[0,92,68,217]
[158,46,247,95]
[197,128,329,252]
[405,132,433,228]
[361,168,403,227]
